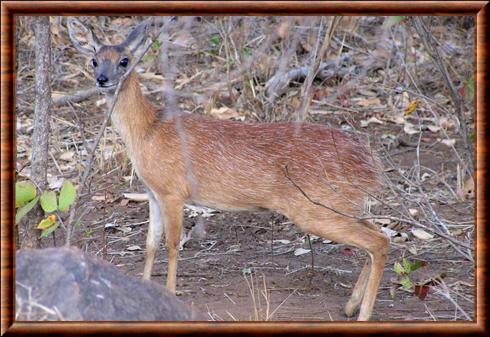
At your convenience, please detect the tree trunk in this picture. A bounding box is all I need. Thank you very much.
[21,16,52,248]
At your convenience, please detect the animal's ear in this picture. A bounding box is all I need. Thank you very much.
[120,18,153,54]
[67,18,103,55]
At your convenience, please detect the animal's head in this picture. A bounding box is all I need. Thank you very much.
[68,18,151,92]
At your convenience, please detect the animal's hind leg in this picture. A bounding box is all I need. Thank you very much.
[344,258,370,317]
[296,215,389,321]
[357,230,388,321]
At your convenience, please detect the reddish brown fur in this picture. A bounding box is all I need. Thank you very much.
[116,73,383,218]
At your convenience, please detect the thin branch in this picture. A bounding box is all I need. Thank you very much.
[411,17,473,177]
[298,16,341,121]
[53,87,98,106]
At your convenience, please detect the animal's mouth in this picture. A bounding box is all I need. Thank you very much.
[96,83,117,91]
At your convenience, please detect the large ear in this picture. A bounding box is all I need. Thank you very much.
[67,18,103,55]
[120,18,153,54]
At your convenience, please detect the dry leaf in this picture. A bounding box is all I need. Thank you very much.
[59,151,75,161]
[403,122,420,135]
[126,245,142,251]
[440,138,456,147]
[451,228,464,237]
[140,72,165,82]
[457,177,475,200]
[438,116,456,130]
[173,32,196,48]
[427,125,441,133]
[277,21,290,38]
[271,239,291,245]
[409,208,419,217]
[381,226,398,237]
[47,175,64,190]
[123,193,149,202]
[391,115,406,125]
[91,193,116,203]
[393,233,409,243]
[342,247,354,256]
[411,228,434,240]
[360,116,384,128]
[408,245,418,255]
[91,195,106,201]
[96,98,106,107]
[400,91,410,107]
[414,285,430,300]
[355,97,382,107]
[294,248,311,256]
[374,218,392,226]
[404,100,418,115]
[209,107,244,120]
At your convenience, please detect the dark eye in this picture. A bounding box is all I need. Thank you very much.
[119,57,129,67]
[92,58,98,67]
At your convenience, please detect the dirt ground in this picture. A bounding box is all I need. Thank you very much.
[15,16,475,321]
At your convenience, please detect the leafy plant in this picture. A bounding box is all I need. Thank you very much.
[391,257,428,299]
[210,34,221,46]
[15,180,77,238]
[16,181,37,208]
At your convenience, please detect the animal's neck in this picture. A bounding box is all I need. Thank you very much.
[109,71,157,150]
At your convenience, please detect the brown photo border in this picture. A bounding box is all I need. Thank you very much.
[1,1,488,336]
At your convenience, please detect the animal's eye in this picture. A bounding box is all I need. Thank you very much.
[119,57,129,67]
[92,58,98,67]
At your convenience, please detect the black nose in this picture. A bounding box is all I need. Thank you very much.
[97,75,108,85]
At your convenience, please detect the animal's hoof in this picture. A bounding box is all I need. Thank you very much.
[344,302,358,318]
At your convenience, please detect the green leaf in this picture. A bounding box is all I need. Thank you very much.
[37,215,57,230]
[15,196,39,224]
[16,181,37,208]
[402,257,412,273]
[40,221,60,238]
[151,40,161,50]
[393,261,405,275]
[400,276,413,290]
[383,16,406,29]
[58,181,76,212]
[243,47,252,56]
[210,34,221,46]
[85,228,94,237]
[40,191,57,213]
[410,260,426,272]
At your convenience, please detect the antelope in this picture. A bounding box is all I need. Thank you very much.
[68,18,389,321]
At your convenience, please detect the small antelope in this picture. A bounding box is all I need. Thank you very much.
[68,18,389,321]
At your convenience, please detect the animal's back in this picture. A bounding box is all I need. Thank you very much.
[144,114,383,214]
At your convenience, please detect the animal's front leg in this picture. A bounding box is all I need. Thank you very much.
[143,189,164,280]
[161,197,184,293]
